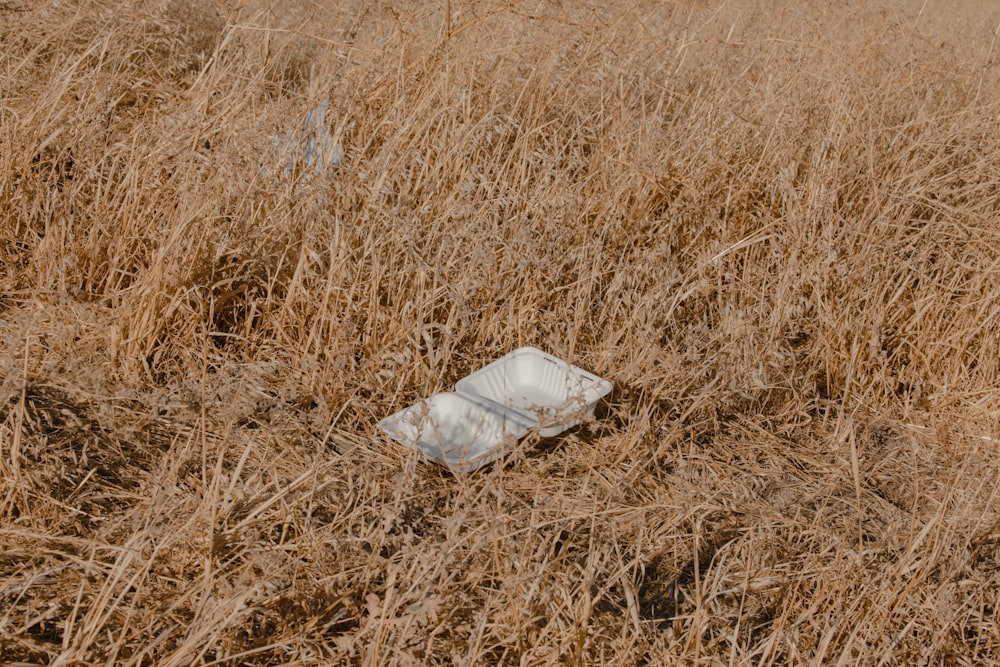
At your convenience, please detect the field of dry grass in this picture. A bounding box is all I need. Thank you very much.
[3,0,1000,664]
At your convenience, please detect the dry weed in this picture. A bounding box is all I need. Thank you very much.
[2,0,1000,664]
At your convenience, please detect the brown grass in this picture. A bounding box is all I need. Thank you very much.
[3,0,1000,664]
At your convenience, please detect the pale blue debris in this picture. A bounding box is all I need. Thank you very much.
[271,100,344,178]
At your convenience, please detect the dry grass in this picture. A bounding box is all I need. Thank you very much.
[3,0,1000,664]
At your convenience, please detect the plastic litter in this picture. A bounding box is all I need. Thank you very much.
[378,347,612,471]
[456,347,612,437]
[378,392,532,473]
[270,100,344,178]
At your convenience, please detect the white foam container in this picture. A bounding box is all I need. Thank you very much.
[455,347,612,437]
[377,392,532,472]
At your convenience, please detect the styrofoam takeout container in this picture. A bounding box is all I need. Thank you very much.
[455,347,612,437]
[377,392,532,472]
